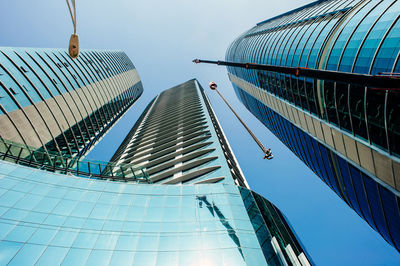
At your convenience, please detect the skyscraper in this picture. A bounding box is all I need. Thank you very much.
[226,0,400,250]
[0,49,312,265]
[0,47,143,158]
[109,79,247,186]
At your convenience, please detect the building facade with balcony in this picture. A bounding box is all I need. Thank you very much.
[226,0,400,250]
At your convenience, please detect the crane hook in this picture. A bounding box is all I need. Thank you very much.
[66,0,79,59]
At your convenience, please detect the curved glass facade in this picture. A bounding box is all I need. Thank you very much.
[226,0,400,251]
[0,155,311,265]
[0,47,143,158]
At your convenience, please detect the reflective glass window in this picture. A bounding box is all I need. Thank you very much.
[348,166,376,230]
[326,0,381,70]
[363,174,393,243]
[353,1,400,74]
[337,157,361,213]
[378,184,400,250]
[339,0,393,72]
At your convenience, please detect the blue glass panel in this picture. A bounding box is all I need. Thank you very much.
[292,23,319,67]
[5,225,36,242]
[0,53,32,111]
[260,31,280,65]
[336,157,361,213]
[72,232,99,249]
[36,246,69,266]
[132,251,157,266]
[326,1,381,70]
[8,243,46,266]
[6,51,52,101]
[94,233,119,250]
[51,230,79,246]
[307,17,339,68]
[18,51,60,98]
[362,175,392,239]
[285,25,311,66]
[272,28,296,66]
[277,27,303,65]
[0,240,23,265]
[280,119,297,154]
[24,212,47,224]
[109,251,135,266]
[353,1,400,74]
[302,134,319,174]
[27,51,69,95]
[309,138,329,185]
[86,249,113,266]
[29,228,58,245]
[243,247,267,265]
[371,18,400,75]
[155,251,179,266]
[292,127,308,165]
[299,20,329,67]
[318,144,341,195]
[267,29,289,65]
[61,248,91,266]
[60,51,91,86]
[222,248,246,266]
[339,1,393,72]
[378,184,400,249]
[394,56,400,73]
[348,166,376,230]
[36,51,76,93]
[2,208,29,220]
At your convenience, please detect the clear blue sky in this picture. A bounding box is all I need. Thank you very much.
[1,0,399,264]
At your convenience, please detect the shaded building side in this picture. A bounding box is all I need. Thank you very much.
[226,0,400,250]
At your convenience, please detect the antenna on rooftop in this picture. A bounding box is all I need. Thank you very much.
[66,0,80,59]
[208,81,273,160]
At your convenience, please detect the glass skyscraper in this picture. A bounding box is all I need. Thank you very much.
[226,0,400,251]
[109,79,248,186]
[0,47,311,265]
[0,47,143,158]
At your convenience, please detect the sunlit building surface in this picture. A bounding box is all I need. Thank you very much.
[226,0,400,250]
[0,72,312,265]
[0,47,143,158]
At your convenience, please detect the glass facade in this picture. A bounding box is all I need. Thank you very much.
[0,47,143,158]
[226,0,400,251]
[0,147,311,265]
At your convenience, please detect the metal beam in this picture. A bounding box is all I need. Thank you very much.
[193,59,400,89]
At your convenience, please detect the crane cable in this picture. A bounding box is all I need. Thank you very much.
[66,0,80,59]
[208,82,273,160]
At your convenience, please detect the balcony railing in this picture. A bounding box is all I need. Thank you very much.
[0,138,150,183]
